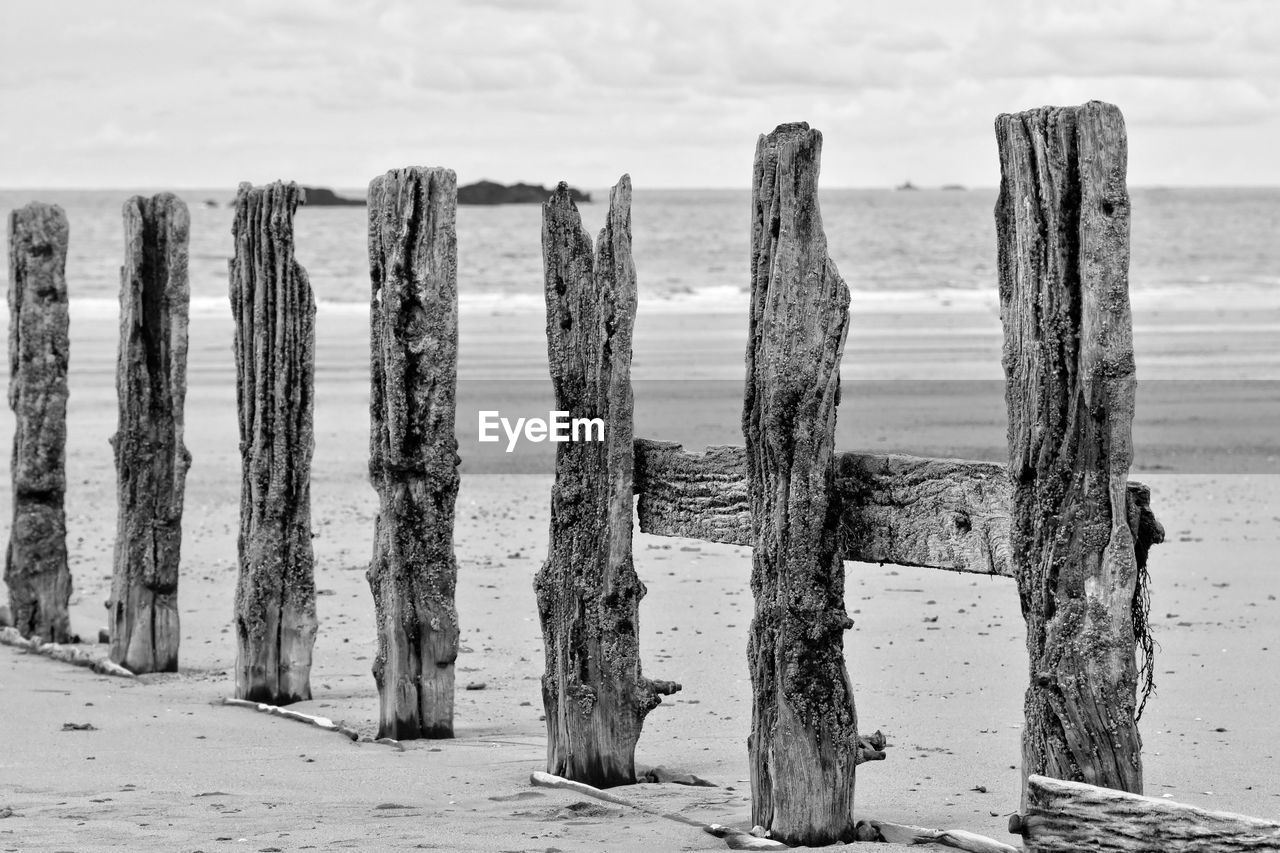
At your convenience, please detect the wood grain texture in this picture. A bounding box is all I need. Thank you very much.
[6,203,72,643]
[996,101,1144,797]
[366,167,461,739]
[1016,775,1280,852]
[110,193,191,674]
[633,439,1161,578]
[228,181,317,705]
[743,123,858,846]
[535,177,679,788]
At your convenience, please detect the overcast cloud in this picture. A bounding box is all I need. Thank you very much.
[2,0,1277,188]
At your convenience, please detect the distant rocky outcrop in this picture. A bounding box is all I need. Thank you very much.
[300,186,365,206]
[458,180,591,205]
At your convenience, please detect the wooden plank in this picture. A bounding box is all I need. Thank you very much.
[997,101,1145,797]
[228,181,317,705]
[534,177,679,788]
[634,439,1161,579]
[110,192,191,674]
[6,202,72,643]
[743,122,858,846]
[366,166,461,739]
[1014,775,1280,852]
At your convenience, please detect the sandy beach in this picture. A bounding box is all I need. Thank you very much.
[2,293,1278,851]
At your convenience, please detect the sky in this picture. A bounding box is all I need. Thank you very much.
[2,0,1278,189]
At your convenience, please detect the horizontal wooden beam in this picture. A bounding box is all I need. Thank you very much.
[633,439,1162,577]
[1013,774,1280,852]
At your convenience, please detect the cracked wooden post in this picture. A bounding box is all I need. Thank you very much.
[366,167,461,739]
[109,193,191,673]
[996,101,1146,798]
[228,181,317,704]
[535,176,681,787]
[6,203,72,643]
[744,123,859,846]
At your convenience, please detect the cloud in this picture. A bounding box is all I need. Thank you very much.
[61,123,161,152]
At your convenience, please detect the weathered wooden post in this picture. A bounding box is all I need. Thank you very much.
[996,101,1146,796]
[228,181,317,704]
[743,123,859,846]
[110,193,192,673]
[535,177,680,787]
[367,167,461,739]
[6,203,73,643]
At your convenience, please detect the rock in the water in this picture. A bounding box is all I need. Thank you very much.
[458,180,590,205]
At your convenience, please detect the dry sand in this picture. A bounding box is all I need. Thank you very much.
[1,293,1278,851]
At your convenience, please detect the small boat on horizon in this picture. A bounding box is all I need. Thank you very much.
[895,179,919,191]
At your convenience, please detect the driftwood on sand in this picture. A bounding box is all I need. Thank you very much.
[742,122,858,847]
[110,192,192,674]
[1011,775,1280,852]
[6,202,73,644]
[228,181,318,705]
[0,627,134,678]
[996,101,1146,798]
[366,166,462,740]
[534,177,679,788]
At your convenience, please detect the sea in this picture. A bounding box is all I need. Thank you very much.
[1,187,1277,315]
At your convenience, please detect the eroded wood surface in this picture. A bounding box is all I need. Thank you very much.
[996,101,1145,796]
[535,177,679,788]
[229,181,317,705]
[6,203,72,643]
[743,122,858,846]
[110,192,191,673]
[367,166,461,739]
[1016,775,1280,852]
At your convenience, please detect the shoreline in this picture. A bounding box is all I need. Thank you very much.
[1,288,1277,850]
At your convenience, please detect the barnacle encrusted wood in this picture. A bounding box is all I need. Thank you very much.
[110,193,191,674]
[367,166,461,739]
[6,202,73,644]
[535,177,680,788]
[228,181,317,704]
[743,122,859,846]
[996,101,1146,798]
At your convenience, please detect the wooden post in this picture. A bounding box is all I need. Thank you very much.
[5,203,72,643]
[228,181,317,704]
[109,193,191,673]
[535,177,680,787]
[366,166,461,739]
[743,123,859,846]
[996,101,1145,796]
[1013,775,1280,852]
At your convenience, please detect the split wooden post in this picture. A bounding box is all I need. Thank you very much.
[228,181,318,704]
[6,203,72,643]
[996,101,1146,797]
[366,166,462,739]
[1012,775,1280,852]
[535,177,680,787]
[109,193,192,673]
[743,123,859,846]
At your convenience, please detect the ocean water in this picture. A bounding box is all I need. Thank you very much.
[1,187,1278,314]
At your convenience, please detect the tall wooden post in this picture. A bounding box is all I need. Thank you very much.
[744,123,859,846]
[367,167,461,739]
[535,177,680,787]
[110,193,192,673]
[6,203,72,643]
[996,101,1144,797]
[228,181,317,704]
